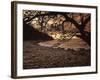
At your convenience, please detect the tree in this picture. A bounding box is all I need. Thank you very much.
[23,10,91,46]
